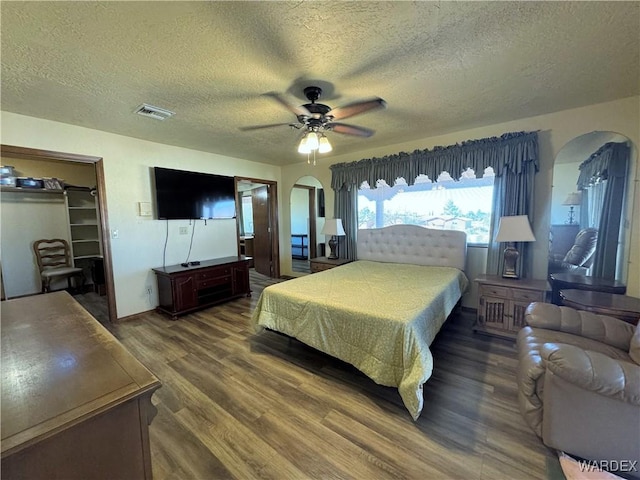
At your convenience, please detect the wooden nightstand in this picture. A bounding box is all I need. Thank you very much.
[309,257,352,273]
[474,274,549,340]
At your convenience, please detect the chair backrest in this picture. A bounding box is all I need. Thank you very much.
[33,239,73,272]
[563,228,598,267]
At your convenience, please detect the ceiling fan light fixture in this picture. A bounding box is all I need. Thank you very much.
[306,131,319,150]
[318,135,332,153]
[298,135,312,154]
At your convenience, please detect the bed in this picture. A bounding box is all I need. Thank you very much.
[251,225,468,419]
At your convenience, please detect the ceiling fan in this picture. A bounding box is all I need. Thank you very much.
[241,86,386,155]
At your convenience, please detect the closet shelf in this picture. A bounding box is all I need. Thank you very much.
[0,186,64,195]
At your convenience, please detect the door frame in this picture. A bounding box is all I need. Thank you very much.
[234,176,280,278]
[1,144,117,323]
[292,184,318,259]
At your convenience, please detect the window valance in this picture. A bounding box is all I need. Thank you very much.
[576,141,629,189]
[330,131,539,191]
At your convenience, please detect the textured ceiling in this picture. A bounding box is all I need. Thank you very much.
[1,1,638,166]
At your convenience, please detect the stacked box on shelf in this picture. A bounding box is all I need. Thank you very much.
[0,165,16,187]
[16,177,45,189]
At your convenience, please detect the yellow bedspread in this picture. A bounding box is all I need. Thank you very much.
[251,260,469,419]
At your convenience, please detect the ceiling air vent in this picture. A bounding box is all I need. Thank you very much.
[134,103,175,121]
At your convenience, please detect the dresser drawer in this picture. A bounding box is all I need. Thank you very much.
[479,284,510,299]
[196,268,230,281]
[197,275,231,289]
[512,288,544,302]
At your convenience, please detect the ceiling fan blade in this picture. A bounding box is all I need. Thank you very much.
[326,123,375,137]
[239,122,299,131]
[263,92,311,117]
[328,97,386,121]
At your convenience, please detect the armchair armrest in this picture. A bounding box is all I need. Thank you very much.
[541,343,640,406]
[525,302,635,351]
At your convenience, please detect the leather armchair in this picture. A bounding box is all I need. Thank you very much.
[548,227,598,275]
[517,303,639,477]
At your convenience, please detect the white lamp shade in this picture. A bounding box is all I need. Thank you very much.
[306,131,319,150]
[298,136,312,154]
[562,191,582,206]
[318,135,332,153]
[321,218,346,236]
[495,215,536,243]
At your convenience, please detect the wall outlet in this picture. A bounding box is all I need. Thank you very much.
[111,229,119,239]
[179,226,188,235]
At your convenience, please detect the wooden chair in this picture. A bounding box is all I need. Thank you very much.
[33,239,85,293]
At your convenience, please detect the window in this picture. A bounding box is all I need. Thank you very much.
[241,196,254,235]
[357,167,495,244]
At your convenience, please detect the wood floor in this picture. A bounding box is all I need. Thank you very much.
[110,270,562,480]
[292,258,311,273]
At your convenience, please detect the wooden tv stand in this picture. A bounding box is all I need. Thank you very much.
[153,255,252,319]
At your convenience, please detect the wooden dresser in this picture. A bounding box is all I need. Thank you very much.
[474,274,549,340]
[1,292,161,479]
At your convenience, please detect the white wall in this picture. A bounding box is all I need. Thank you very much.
[1,111,282,318]
[290,187,309,235]
[280,96,640,301]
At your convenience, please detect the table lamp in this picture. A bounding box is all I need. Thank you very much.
[321,218,346,259]
[495,215,536,279]
[562,192,582,225]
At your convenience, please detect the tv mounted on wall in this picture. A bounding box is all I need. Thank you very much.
[153,167,236,220]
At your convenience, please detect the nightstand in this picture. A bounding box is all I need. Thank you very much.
[309,257,352,273]
[474,274,549,340]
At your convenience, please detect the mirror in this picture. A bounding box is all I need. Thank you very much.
[549,131,632,282]
[290,176,324,274]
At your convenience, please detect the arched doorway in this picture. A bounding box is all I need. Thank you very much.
[290,176,324,273]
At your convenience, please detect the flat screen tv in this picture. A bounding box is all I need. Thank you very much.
[153,167,236,220]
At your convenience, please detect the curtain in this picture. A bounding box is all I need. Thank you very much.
[589,142,630,279]
[331,131,538,190]
[485,156,538,277]
[583,180,607,229]
[579,189,588,229]
[330,131,540,269]
[334,185,358,259]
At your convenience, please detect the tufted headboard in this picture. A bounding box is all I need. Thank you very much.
[357,225,467,271]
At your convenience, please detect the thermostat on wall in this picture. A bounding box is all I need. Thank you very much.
[138,202,152,217]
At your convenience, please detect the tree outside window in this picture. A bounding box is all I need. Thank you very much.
[357,168,495,244]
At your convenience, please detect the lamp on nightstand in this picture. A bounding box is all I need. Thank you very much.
[495,215,536,279]
[321,218,346,260]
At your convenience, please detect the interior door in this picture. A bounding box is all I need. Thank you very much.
[252,186,272,277]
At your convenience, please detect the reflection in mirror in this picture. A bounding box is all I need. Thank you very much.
[549,131,632,282]
[290,176,323,274]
